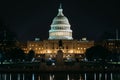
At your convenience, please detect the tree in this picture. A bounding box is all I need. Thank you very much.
[5,48,25,62]
[85,45,110,61]
[0,18,17,42]
[27,50,35,61]
[0,50,4,64]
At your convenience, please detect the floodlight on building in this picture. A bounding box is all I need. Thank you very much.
[35,38,40,41]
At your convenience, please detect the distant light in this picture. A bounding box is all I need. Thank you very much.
[49,58,52,60]
[35,38,40,41]
[82,37,87,41]
[52,63,55,66]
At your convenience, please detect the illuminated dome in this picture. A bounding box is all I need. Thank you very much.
[52,16,70,25]
[49,4,73,40]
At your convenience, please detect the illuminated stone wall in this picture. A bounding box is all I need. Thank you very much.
[26,40,94,58]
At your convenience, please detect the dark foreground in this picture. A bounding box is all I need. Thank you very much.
[1,72,120,80]
[0,62,120,73]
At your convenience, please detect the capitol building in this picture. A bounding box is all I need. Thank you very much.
[24,4,94,59]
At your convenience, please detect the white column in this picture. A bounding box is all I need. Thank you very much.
[23,74,25,80]
[32,74,35,80]
[18,74,20,80]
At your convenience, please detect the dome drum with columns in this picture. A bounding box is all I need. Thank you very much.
[49,4,73,40]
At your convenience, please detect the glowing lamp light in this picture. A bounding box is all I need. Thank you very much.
[70,50,73,53]
[47,50,51,53]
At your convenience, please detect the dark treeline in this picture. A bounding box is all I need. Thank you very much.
[0,19,16,41]
[0,47,35,63]
[0,19,35,63]
[0,18,36,64]
[85,45,120,62]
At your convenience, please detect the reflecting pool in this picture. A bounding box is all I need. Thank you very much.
[0,72,120,80]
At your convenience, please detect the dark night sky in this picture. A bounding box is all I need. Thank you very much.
[0,0,120,41]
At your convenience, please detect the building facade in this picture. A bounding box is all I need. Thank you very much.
[26,39,94,58]
[25,4,94,59]
[102,39,120,53]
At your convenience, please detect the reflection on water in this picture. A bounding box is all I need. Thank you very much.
[0,72,120,80]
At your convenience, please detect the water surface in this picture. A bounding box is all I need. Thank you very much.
[0,72,120,80]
